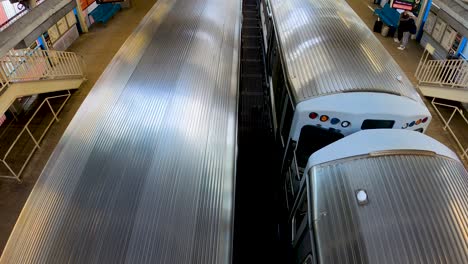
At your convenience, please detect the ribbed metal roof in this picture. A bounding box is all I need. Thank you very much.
[0,0,240,263]
[269,0,423,103]
[310,154,468,264]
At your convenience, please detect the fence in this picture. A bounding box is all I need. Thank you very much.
[0,49,85,83]
[0,91,71,182]
[415,48,468,89]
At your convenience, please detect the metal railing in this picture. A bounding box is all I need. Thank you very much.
[0,68,8,94]
[0,91,71,182]
[0,0,46,32]
[0,49,85,83]
[431,98,468,160]
[415,45,468,161]
[415,48,468,88]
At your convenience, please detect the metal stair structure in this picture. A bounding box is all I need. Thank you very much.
[0,48,85,181]
[415,46,468,103]
[0,48,85,116]
[415,45,468,160]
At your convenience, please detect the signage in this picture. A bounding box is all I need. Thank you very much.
[57,17,69,35]
[440,26,458,51]
[391,0,415,10]
[431,18,447,43]
[80,0,95,10]
[423,12,437,34]
[66,10,76,27]
[47,24,60,43]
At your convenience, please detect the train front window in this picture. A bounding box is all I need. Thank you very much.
[295,125,344,168]
[361,119,395,129]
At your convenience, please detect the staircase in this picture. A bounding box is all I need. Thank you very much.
[0,48,85,115]
[415,48,468,103]
[415,46,468,160]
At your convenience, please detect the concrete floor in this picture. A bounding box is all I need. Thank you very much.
[0,0,157,254]
[0,0,466,256]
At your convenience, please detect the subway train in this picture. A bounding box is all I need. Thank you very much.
[0,0,241,263]
[289,129,468,264]
[260,0,431,173]
[260,0,468,263]
[1,0,467,263]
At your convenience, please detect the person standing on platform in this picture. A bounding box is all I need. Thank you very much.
[394,11,416,50]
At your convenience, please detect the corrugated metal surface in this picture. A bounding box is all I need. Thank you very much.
[0,0,241,262]
[269,0,423,103]
[311,154,468,264]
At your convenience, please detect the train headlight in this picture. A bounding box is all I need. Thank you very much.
[341,121,350,128]
[320,115,329,122]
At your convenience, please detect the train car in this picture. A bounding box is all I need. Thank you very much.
[260,0,432,172]
[286,129,468,264]
[0,0,241,263]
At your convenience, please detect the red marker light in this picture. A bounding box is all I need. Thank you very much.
[309,112,318,119]
[422,117,428,123]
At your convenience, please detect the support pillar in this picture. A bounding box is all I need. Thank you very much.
[75,0,88,33]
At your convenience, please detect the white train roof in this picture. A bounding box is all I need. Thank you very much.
[307,129,460,167]
[269,0,423,103]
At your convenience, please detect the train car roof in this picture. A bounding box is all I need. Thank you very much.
[0,0,240,263]
[306,129,468,264]
[306,130,468,263]
[268,0,423,103]
[306,129,460,167]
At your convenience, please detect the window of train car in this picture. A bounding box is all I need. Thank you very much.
[295,126,344,168]
[280,97,294,144]
[361,119,395,130]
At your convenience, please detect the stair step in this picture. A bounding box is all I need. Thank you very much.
[419,84,468,103]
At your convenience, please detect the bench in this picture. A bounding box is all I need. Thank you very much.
[89,3,121,24]
[374,3,400,28]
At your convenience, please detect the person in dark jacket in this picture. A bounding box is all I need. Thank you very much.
[394,11,417,50]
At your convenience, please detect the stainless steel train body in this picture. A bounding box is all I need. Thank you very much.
[260,0,431,174]
[287,129,468,264]
[0,0,241,263]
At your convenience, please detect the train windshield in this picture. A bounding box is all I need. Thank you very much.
[295,125,344,168]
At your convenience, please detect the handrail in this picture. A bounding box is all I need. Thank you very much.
[0,0,46,32]
[0,66,8,94]
[415,48,468,89]
[0,48,85,84]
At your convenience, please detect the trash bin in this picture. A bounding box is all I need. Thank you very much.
[381,25,389,37]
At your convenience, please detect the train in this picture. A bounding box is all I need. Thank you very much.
[260,0,468,263]
[0,0,241,263]
[289,129,468,264]
[260,0,431,172]
[0,0,467,263]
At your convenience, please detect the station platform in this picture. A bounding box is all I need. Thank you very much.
[0,0,466,256]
